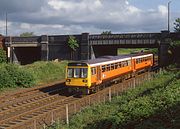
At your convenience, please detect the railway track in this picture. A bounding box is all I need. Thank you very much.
[0,97,79,129]
[0,80,72,129]
[0,80,65,104]
[0,88,68,121]
[0,71,157,129]
[0,90,79,129]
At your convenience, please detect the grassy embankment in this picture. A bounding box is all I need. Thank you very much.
[50,70,180,129]
[118,48,158,55]
[0,61,68,92]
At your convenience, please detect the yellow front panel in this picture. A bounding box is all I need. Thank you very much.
[65,66,91,88]
[66,78,89,87]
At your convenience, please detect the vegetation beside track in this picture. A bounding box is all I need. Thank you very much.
[24,61,68,84]
[50,70,180,129]
[0,49,6,63]
[0,61,68,91]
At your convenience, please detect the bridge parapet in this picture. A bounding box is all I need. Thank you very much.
[89,33,161,45]
[5,36,41,47]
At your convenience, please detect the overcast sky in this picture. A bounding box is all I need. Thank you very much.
[0,0,180,36]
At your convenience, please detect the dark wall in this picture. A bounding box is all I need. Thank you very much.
[48,35,82,61]
[14,47,41,65]
[92,45,118,58]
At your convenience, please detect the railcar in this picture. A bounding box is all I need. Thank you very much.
[65,53,153,94]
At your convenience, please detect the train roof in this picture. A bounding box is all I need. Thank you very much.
[68,53,153,67]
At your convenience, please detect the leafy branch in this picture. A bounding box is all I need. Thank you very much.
[67,36,79,51]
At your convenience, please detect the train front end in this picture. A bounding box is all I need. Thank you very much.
[65,62,91,93]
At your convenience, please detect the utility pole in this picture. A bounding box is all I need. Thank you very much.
[5,12,8,36]
[168,1,171,32]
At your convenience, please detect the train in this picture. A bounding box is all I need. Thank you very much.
[65,53,154,94]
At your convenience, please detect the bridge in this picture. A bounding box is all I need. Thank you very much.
[3,31,180,66]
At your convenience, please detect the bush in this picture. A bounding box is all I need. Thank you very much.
[0,64,36,89]
[0,49,6,63]
[0,64,14,88]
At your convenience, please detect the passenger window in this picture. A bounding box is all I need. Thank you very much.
[140,58,142,63]
[127,60,131,66]
[115,63,118,69]
[119,62,122,68]
[121,62,124,67]
[111,64,114,70]
[125,61,128,66]
[102,66,106,72]
[91,67,96,75]
[136,59,138,64]
[106,64,110,71]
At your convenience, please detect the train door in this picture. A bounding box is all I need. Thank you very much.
[96,66,102,84]
[132,58,136,72]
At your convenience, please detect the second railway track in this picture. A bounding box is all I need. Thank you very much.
[0,90,79,129]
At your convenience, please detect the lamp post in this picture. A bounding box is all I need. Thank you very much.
[168,1,172,32]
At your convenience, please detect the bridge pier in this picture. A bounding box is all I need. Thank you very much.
[41,35,49,61]
[80,33,90,60]
[158,44,170,67]
[159,31,171,67]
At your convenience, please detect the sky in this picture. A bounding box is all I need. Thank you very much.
[0,0,179,36]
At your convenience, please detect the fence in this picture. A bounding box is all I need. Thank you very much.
[12,72,152,129]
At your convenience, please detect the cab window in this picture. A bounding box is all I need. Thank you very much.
[67,68,73,78]
[67,68,88,78]
[74,68,81,78]
[81,68,88,78]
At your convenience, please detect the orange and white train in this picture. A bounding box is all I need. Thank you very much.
[65,53,153,94]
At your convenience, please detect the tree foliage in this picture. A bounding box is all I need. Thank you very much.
[174,18,180,32]
[0,48,6,63]
[101,31,112,35]
[67,35,79,51]
[20,32,35,37]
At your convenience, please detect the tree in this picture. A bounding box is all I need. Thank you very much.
[68,36,79,51]
[67,36,79,60]
[101,31,112,35]
[0,48,7,63]
[174,18,180,32]
[20,32,35,37]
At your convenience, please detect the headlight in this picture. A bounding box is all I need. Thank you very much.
[82,80,88,83]
[66,79,71,82]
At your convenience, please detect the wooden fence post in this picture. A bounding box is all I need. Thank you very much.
[133,78,136,89]
[34,120,36,129]
[109,88,111,102]
[66,104,69,125]
[51,111,54,124]
[88,96,91,105]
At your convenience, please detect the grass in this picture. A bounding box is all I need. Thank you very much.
[118,48,158,55]
[23,61,68,85]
